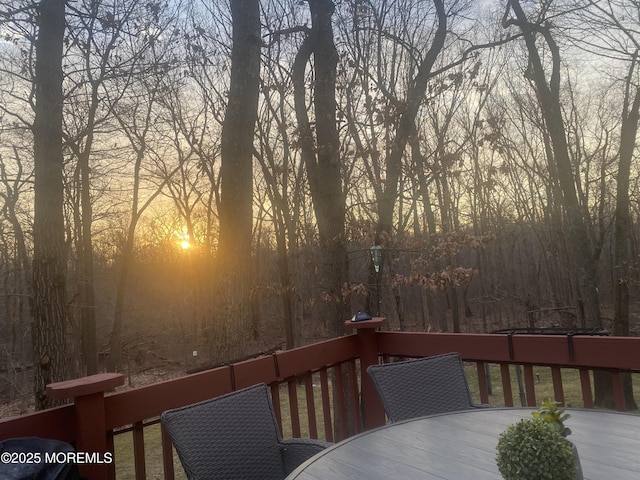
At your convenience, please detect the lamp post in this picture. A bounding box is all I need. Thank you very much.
[370,245,382,316]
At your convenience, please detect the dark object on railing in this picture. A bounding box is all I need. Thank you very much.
[489,327,611,406]
[0,437,80,480]
[491,327,609,361]
[161,383,331,480]
[186,345,283,375]
[491,327,609,336]
[351,312,373,322]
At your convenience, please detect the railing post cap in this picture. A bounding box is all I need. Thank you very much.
[345,317,386,330]
[46,373,125,400]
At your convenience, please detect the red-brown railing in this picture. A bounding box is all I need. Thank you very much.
[1,318,639,480]
[376,329,640,409]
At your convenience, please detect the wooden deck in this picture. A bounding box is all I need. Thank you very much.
[1,318,640,480]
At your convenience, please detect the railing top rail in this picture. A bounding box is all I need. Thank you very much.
[375,331,640,371]
[105,334,360,429]
[0,404,75,442]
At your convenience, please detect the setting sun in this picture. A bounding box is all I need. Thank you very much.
[177,228,191,250]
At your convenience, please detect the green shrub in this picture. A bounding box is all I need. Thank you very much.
[532,397,572,437]
[496,418,577,480]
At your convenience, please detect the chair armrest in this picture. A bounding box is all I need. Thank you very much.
[280,438,331,475]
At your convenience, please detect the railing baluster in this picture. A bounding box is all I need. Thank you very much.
[270,383,283,433]
[161,423,175,480]
[476,362,489,404]
[579,369,594,408]
[611,371,627,411]
[106,431,116,480]
[346,360,361,434]
[551,367,565,406]
[288,378,301,437]
[319,368,333,442]
[333,364,347,441]
[500,364,514,407]
[304,374,318,438]
[132,421,146,480]
[523,365,536,406]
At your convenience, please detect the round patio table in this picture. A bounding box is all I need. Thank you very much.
[285,407,640,480]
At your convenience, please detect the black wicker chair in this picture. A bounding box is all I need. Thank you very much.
[161,383,330,480]
[367,352,492,422]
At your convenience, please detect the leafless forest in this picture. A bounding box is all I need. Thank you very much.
[1,0,639,410]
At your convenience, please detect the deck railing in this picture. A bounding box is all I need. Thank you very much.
[1,318,640,480]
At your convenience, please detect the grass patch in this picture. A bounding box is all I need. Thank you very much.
[465,364,640,411]
[275,375,335,441]
[114,425,185,480]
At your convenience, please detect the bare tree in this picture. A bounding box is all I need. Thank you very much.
[292,0,350,337]
[107,78,180,372]
[502,0,603,329]
[32,0,67,410]
[255,34,307,348]
[0,147,32,373]
[375,0,447,244]
[573,0,640,408]
[64,0,125,375]
[215,0,261,352]
[501,0,627,407]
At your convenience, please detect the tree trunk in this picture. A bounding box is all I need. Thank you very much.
[32,0,67,410]
[216,0,261,355]
[271,210,299,349]
[78,149,98,375]
[293,0,349,337]
[218,0,260,266]
[310,0,349,337]
[410,135,445,331]
[612,54,640,410]
[107,234,134,373]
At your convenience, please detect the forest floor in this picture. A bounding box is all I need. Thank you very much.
[0,364,186,419]
[0,315,288,418]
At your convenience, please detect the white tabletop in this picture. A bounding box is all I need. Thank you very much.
[285,408,640,480]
